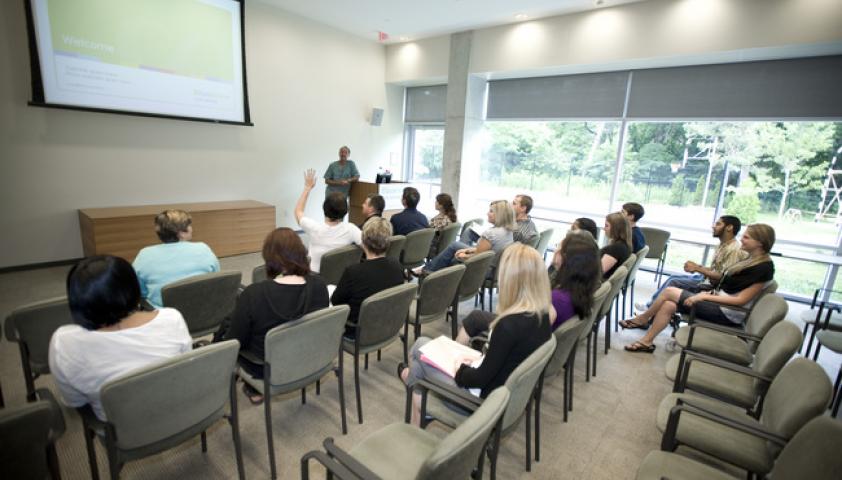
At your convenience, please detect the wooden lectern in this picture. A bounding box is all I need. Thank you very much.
[349,181,405,225]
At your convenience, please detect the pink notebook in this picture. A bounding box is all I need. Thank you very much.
[419,335,483,378]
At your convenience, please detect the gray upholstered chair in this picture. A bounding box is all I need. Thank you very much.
[607,253,636,345]
[161,271,242,340]
[671,280,779,336]
[318,244,363,285]
[674,293,788,365]
[479,245,513,312]
[639,227,670,286]
[401,228,436,273]
[621,245,649,320]
[0,400,58,480]
[407,264,466,348]
[251,264,267,284]
[534,228,554,260]
[385,235,406,262]
[655,357,832,478]
[409,336,557,479]
[597,264,629,361]
[459,217,484,244]
[573,281,611,392]
[636,416,842,480]
[302,387,510,480]
[812,329,842,415]
[5,296,74,401]
[429,222,461,259]
[343,283,417,424]
[448,251,495,339]
[665,321,802,413]
[524,234,541,248]
[79,340,245,480]
[542,316,585,422]
[238,305,350,480]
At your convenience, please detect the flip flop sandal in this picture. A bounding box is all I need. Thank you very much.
[624,342,656,353]
[619,318,649,330]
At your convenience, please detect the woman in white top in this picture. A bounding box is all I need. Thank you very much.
[417,199,515,274]
[295,168,362,273]
[49,255,191,421]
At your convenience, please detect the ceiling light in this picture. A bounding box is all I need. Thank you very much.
[514,14,529,20]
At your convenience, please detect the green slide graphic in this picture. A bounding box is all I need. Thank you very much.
[48,0,235,81]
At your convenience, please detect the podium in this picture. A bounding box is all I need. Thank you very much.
[349,181,405,225]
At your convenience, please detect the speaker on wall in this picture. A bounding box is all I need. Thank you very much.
[370,107,384,126]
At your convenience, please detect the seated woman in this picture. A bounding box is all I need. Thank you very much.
[49,255,192,420]
[571,217,599,240]
[428,193,458,257]
[600,212,632,279]
[417,199,515,274]
[399,244,553,426]
[295,168,362,273]
[549,231,603,329]
[132,209,220,308]
[222,228,329,403]
[331,218,405,338]
[620,223,776,353]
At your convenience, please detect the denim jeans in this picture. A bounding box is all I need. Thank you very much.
[425,241,469,272]
[646,273,704,306]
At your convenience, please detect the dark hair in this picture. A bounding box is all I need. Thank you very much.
[622,202,645,222]
[403,187,420,209]
[551,233,601,319]
[516,195,534,214]
[154,209,192,243]
[323,192,348,221]
[436,193,457,222]
[573,217,598,240]
[66,255,141,330]
[366,194,385,215]
[262,228,310,278]
[720,215,742,235]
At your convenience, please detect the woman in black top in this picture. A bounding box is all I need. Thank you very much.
[620,224,776,353]
[222,228,329,402]
[600,212,632,279]
[331,217,405,337]
[399,243,554,426]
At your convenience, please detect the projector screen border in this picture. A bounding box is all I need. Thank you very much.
[26,100,256,127]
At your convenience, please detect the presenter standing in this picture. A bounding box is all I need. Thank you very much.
[324,145,360,199]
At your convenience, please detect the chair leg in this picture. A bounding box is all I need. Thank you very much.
[563,364,569,423]
[228,376,246,480]
[377,349,381,362]
[364,353,369,370]
[585,333,591,383]
[805,323,818,357]
[534,380,543,462]
[593,327,598,377]
[337,352,348,434]
[489,423,502,480]
[83,425,100,480]
[47,443,62,480]
[201,431,207,452]
[525,399,532,472]
[354,354,363,424]
[569,347,576,412]
[301,388,307,405]
[316,380,320,396]
[265,383,277,479]
[605,307,612,355]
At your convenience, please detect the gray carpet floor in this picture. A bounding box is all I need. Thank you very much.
[1,253,838,479]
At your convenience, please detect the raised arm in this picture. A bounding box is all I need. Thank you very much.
[295,169,317,225]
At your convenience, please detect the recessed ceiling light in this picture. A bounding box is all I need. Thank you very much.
[514,13,529,20]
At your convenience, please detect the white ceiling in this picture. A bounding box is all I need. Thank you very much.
[258,0,649,43]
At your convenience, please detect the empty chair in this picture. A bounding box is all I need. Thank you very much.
[620,245,649,320]
[318,244,363,285]
[812,329,842,416]
[161,271,242,340]
[655,358,832,478]
[534,228,554,260]
[429,221,461,259]
[542,316,585,422]
[448,251,495,339]
[343,283,417,424]
[79,340,245,480]
[674,293,789,366]
[238,305,350,479]
[800,289,842,356]
[384,234,406,261]
[636,416,842,480]
[251,264,267,284]
[5,296,74,400]
[302,387,510,480]
[640,227,670,287]
[407,264,466,346]
[400,228,436,273]
[0,400,58,480]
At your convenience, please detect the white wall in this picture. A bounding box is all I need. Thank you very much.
[386,0,842,82]
[0,1,404,268]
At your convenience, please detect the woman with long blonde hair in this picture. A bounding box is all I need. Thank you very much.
[620,224,776,353]
[400,244,554,425]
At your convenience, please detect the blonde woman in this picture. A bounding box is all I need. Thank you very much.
[600,211,632,279]
[620,224,776,353]
[400,244,554,426]
[417,199,515,274]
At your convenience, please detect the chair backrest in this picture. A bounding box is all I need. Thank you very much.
[419,387,510,480]
[251,264,267,284]
[486,244,514,283]
[640,227,670,258]
[401,228,437,267]
[101,340,239,451]
[459,218,484,243]
[501,335,557,429]
[0,400,53,480]
[433,222,462,257]
[619,253,637,288]
[319,244,363,285]
[745,294,789,345]
[760,358,832,445]
[416,265,466,318]
[544,317,584,378]
[356,283,417,347]
[456,251,495,300]
[161,271,242,338]
[385,235,406,262]
[599,265,629,319]
[535,228,554,257]
[579,282,612,342]
[264,306,350,388]
[524,235,541,248]
[624,246,649,288]
[750,321,802,391]
[5,296,73,374]
[771,416,842,479]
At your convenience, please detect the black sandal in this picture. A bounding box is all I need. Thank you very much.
[619,318,650,330]
[242,383,264,405]
[624,341,656,353]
